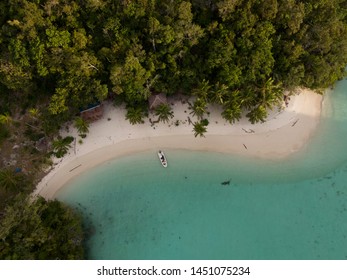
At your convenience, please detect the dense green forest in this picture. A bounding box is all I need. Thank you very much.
[1,0,346,125]
[1,0,347,259]
[0,161,85,259]
[0,195,84,259]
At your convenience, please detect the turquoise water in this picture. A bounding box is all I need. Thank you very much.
[57,79,347,260]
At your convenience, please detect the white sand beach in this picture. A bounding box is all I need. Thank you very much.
[34,88,323,199]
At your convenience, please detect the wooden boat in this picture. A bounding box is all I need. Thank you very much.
[158,150,168,168]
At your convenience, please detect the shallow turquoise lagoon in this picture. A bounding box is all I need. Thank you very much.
[57,79,347,260]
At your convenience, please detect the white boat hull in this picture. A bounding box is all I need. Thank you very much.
[158,151,168,167]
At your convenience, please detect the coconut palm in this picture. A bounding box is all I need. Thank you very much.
[0,113,12,125]
[244,78,283,124]
[258,77,283,110]
[28,108,40,119]
[193,120,208,138]
[154,104,174,123]
[210,82,229,105]
[238,87,258,110]
[125,107,145,125]
[189,98,208,120]
[0,169,23,192]
[52,136,74,158]
[246,105,268,124]
[74,117,89,135]
[222,106,242,124]
[192,79,211,100]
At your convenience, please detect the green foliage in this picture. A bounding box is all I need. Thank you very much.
[257,78,283,110]
[222,106,242,124]
[52,136,74,158]
[0,0,345,261]
[0,113,12,125]
[46,28,71,48]
[125,106,146,125]
[0,60,33,92]
[0,124,10,145]
[74,117,89,135]
[24,127,44,142]
[110,50,152,104]
[41,109,71,137]
[28,108,40,119]
[49,88,69,115]
[0,196,84,260]
[189,98,208,120]
[193,120,208,137]
[246,105,268,124]
[0,0,346,133]
[209,83,229,105]
[0,169,25,193]
[154,104,174,123]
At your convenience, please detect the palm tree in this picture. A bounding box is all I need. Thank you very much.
[0,169,23,192]
[189,97,208,120]
[210,82,229,105]
[239,87,258,110]
[245,78,283,124]
[220,89,243,123]
[193,120,208,138]
[125,107,145,125]
[222,106,242,124]
[28,108,40,119]
[192,79,211,100]
[246,105,268,124]
[154,104,174,123]
[52,136,74,158]
[258,77,283,110]
[74,117,89,135]
[0,113,12,125]
[189,80,212,120]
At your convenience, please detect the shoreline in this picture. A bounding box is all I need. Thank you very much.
[33,88,323,199]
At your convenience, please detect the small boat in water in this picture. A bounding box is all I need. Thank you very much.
[158,150,168,168]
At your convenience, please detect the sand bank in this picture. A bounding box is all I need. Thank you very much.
[34,88,323,199]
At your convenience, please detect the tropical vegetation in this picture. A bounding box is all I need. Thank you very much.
[52,136,74,158]
[0,169,26,193]
[125,106,146,125]
[0,0,347,260]
[0,0,346,128]
[155,103,174,123]
[74,117,89,136]
[193,119,209,137]
[0,196,84,260]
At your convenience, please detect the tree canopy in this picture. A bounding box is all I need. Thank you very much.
[0,0,346,124]
[0,196,84,260]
